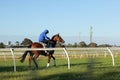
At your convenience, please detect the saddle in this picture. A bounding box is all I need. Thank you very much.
[39,42,47,48]
[39,42,49,54]
[40,42,52,48]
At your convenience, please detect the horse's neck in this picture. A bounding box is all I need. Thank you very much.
[50,40,56,47]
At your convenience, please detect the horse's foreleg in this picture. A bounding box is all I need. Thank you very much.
[51,55,56,66]
[47,54,51,67]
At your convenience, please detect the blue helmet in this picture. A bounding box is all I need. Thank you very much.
[44,29,49,33]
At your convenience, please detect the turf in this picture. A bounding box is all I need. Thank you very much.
[0,57,120,80]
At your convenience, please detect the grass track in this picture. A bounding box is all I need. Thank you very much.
[0,57,120,80]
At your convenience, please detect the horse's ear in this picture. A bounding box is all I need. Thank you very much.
[56,33,59,36]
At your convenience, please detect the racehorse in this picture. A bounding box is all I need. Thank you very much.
[20,34,65,69]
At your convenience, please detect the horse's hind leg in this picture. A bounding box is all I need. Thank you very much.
[20,51,29,63]
[32,53,39,69]
[32,56,38,69]
[28,52,34,68]
[29,55,39,70]
[28,52,39,69]
[29,56,32,68]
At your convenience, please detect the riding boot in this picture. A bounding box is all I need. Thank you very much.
[49,44,52,48]
[46,43,49,48]
[48,41,53,48]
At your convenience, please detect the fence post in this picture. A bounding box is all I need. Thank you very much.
[107,47,115,66]
[63,48,70,69]
[10,48,16,72]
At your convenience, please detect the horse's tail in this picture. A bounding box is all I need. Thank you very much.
[20,45,32,63]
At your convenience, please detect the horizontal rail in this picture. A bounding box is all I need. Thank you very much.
[0,47,119,72]
[0,47,70,72]
[0,48,65,52]
[0,47,120,52]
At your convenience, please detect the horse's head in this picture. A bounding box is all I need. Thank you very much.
[52,33,65,43]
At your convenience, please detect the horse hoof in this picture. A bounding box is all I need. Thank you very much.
[30,67,38,70]
[47,63,50,68]
[32,68,36,70]
[46,65,50,68]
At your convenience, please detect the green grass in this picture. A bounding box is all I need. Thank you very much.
[0,57,120,80]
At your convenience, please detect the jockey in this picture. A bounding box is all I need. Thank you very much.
[38,29,51,47]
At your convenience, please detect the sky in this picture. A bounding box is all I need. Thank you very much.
[0,0,120,45]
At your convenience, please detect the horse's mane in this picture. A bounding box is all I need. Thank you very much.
[51,34,56,40]
[51,34,59,40]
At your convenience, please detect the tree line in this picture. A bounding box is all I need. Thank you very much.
[0,38,114,48]
[65,41,113,47]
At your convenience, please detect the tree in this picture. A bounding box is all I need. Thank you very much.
[66,43,73,47]
[98,44,112,47]
[0,42,5,48]
[15,41,20,46]
[73,42,77,47]
[88,42,97,47]
[21,38,33,46]
[79,41,87,47]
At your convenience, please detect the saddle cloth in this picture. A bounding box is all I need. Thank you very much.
[39,42,47,48]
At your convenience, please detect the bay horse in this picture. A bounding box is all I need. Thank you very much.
[20,34,65,69]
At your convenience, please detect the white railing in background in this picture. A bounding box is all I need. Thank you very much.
[0,48,70,72]
[0,47,120,72]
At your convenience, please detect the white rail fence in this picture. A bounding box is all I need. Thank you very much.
[0,47,120,72]
[0,48,70,72]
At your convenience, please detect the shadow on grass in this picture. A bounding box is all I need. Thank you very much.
[1,63,120,80]
[70,62,102,66]
[0,69,120,80]
[0,66,31,72]
[0,61,102,72]
[28,70,120,80]
[1,58,120,80]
